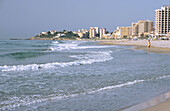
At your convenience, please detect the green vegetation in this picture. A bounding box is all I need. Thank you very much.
[138,34,149,40]
[123,35,127,39]
[95,33,99,37]
[34,30,79,39]
[62,31,79,39]
[106,31,109,34]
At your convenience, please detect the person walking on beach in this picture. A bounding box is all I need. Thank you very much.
[147,39,151,48]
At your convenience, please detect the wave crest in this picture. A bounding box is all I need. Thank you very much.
[0,52,45,59]
[49,40,114,51]
[0,51,113,72]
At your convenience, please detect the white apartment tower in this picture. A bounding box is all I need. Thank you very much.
[132,20,153,36]
[89,27,99,38]
[100,28,106,39]
[155,5,170,35]
[89,28,96,38]
[90,27,99,34]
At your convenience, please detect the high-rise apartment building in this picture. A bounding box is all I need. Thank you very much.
[155,5,170,35]
[100,28,106,39]
[114,27,132,38]
[132,23,138,36]
[91,27,99,34]
[89,27,96,38]
[132,20,154,36]
[89,27,99,38]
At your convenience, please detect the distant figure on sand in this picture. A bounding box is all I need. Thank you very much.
[147,40,151,48]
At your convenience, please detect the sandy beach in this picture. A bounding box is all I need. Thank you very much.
[98,40,170,54]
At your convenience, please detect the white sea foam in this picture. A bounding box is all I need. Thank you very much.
[0,51,113,72]
[0,74,169,111]
[0,79,144,111]
[147,75,170,81]
[156,75,170,80]
[49,45,113,51]
[52,41,59,44]
[92,80,145,93]
[49,40,114,51]
[2,76,170,111]
[49,45,111,51]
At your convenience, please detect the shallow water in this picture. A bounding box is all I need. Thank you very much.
[0,40,170,111]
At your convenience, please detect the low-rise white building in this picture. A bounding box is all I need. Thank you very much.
[49,30,57,34]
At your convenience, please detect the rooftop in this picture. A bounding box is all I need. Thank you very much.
[163,5,170,7]
[155,5,170,11]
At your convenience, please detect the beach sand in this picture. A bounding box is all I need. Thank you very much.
[123,92,170,111]
[98,40,170,54]
[141,98,170,111]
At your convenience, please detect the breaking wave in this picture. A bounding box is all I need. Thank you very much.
[0,51,113,72]
[49,40,114,51]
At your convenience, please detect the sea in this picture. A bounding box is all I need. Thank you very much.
[0,40,170,111]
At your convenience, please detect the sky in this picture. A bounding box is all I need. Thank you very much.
[0,0,169,40]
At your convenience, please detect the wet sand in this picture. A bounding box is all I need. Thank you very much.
[134,46,170,54]
[123,92,170,111]
[98,40,170,54]
[141,98,170,111]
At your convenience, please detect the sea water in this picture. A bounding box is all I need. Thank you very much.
[0,40,170,111]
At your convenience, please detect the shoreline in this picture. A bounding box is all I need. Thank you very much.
[98,40,170,54]
[9,39,170,54]
[122,91,170,111]
[12,39,170,54]
[98,40,170,110]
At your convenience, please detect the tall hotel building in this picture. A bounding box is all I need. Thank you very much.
[100,28,106,39]
[155,5,170,35]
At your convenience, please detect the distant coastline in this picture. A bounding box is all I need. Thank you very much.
[10,37,79,41]
[9,31,170,55]
[26,37,76,41]
[10,36,170,54]
[10,38,23,40]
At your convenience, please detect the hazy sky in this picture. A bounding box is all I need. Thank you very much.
[0,0,169,39]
